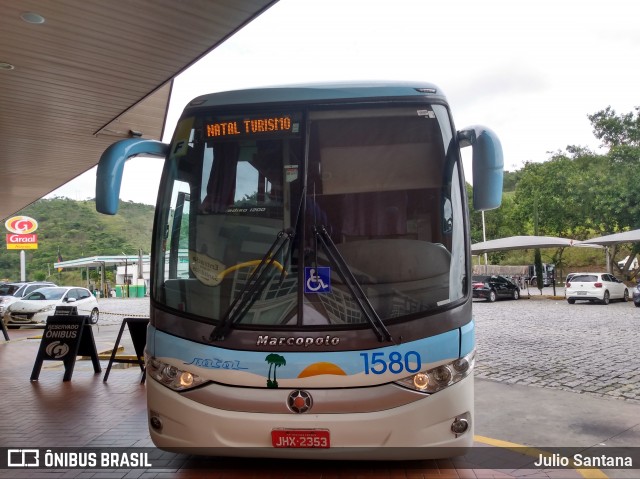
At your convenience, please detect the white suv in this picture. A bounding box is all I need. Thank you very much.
[0,281,57,317]
[566,273,628,305]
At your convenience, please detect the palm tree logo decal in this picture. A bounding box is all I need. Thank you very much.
[265,353,286,388]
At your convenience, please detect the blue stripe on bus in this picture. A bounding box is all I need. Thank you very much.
[460,320,475,357]
[148,325,464,387]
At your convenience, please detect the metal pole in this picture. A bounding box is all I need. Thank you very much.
[481,211,488,274]
[20,250,26,281]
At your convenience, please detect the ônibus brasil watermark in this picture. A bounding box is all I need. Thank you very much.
[3,448,152,469]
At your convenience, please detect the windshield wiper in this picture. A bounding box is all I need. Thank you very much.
[313,225,392,343]
[208,229,293,341]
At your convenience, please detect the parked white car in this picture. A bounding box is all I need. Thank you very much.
[566,273,629,305]
[0,281,57,316]
[3,286,99,326]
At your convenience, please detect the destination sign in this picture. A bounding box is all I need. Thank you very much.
[205,114,298,139]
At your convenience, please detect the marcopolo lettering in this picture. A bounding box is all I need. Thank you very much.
[256,335,340,347]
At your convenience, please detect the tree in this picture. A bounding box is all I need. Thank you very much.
[468,106,640,276]
[265,353,286,388]
[589,106,640,148]
[0,198,154,282]
[586,107,640,270]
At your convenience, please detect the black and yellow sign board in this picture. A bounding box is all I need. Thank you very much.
[1,319,8,341]
[30,315,101,382]
[103,317,149,384]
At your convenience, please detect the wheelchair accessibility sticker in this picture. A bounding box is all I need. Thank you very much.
[304,267,331,293]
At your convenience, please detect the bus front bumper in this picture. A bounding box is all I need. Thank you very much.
[146,374,474,459]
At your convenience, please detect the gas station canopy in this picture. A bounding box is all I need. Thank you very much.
[54,255,149,270]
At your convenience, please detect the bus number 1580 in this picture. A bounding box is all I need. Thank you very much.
[360,351,421,375]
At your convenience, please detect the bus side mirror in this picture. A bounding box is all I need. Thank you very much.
[458,126,504,211]
[96,138,169,215]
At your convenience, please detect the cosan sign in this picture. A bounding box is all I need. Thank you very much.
[7,233,38,250]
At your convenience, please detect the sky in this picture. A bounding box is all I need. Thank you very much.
[46,0,640,205]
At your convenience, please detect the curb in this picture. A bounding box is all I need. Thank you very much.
[99,311,150,318]
[522,295,565,300]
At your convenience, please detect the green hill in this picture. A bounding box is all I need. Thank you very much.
[0,198,154,284]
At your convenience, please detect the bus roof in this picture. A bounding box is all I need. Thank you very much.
[185,81,446,110]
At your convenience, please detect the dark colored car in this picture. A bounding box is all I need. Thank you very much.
[472,275,520,302]
[633,282,640,308]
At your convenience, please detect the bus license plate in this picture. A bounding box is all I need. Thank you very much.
[271,429,330,448]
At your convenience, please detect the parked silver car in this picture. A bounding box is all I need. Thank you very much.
[633,282,640,308]
[0,281,57,317]
[3,286,99,326]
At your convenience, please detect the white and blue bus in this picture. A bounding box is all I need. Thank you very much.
[96,82,503,459]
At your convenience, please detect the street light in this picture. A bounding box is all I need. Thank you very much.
[481,211,488,274]
[122,252,129,298]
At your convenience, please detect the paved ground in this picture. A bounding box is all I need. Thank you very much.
[473,289,640,404]
[472,290,640,479]
[94,297,151,326]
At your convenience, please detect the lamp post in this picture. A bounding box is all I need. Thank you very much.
[482,211,488,274]
[122,252,129,298]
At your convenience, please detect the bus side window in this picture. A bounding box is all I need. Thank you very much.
[443,197,453,234]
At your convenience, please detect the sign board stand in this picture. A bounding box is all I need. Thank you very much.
[103,317,149,384]
[30,315,101,382]
[1,319,9,341]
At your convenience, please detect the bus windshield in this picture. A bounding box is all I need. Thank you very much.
[153,104,466,330]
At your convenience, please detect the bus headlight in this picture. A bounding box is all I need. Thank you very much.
[145,352,208,391]
[395,350,475,394]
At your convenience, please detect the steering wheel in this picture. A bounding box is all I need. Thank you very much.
[217,258,285,281]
